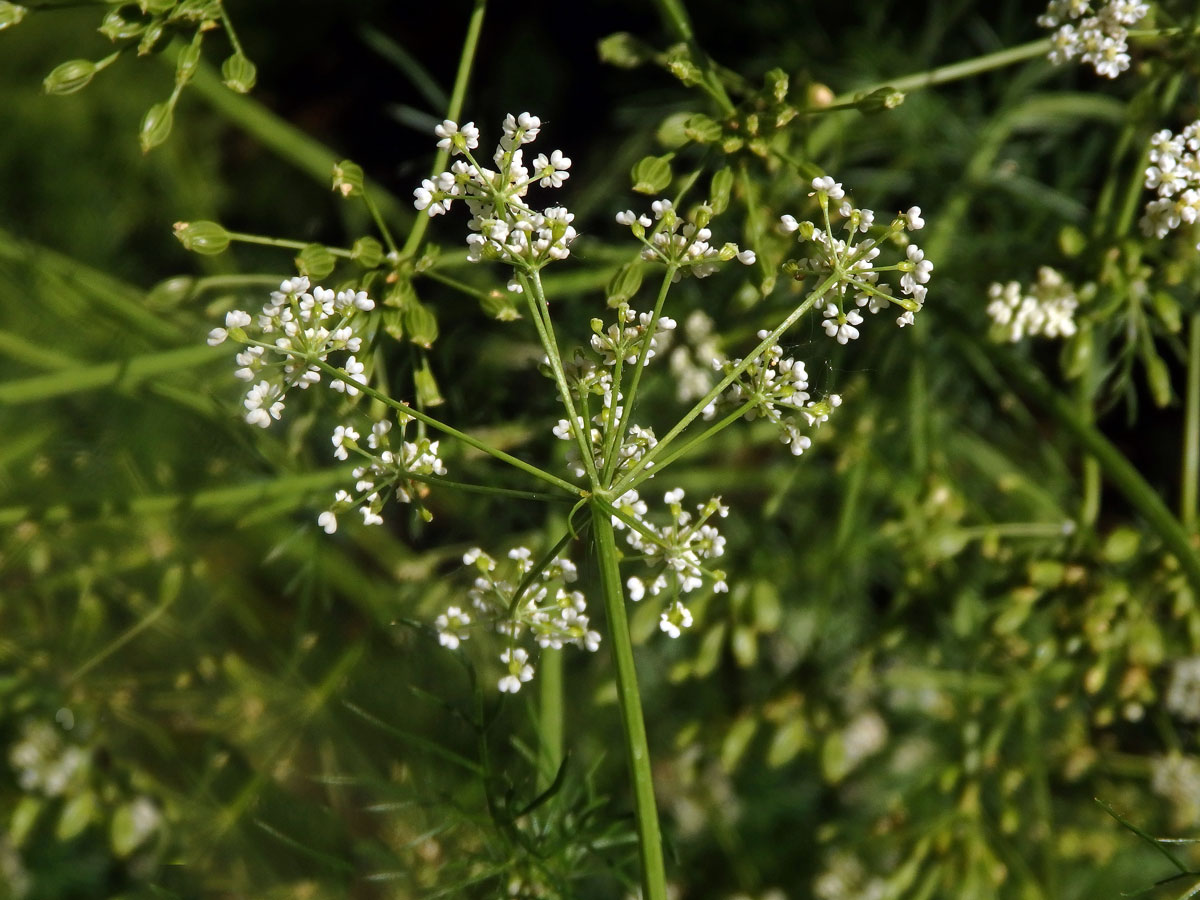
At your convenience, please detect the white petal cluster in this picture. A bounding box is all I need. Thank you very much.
[316,415,447,532]
[207,276,375,428]
[705,331,841,456]
[1140,121,1200,249]
[1166,656,1200,722]
[1038,0,1147,78]
[622,489,730,639]
[8,719,90,797]
[552,366,659,480]
[615,199,756,280]
[412,113,578,272]
[782,179,930,343]
[442,547,598,693]
[985,267,1080,342]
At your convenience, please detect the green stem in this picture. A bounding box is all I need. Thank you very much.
[991,347,1200,593]
[652,0,735,114]
[612,270,839,496]
[524,271,602,485]
[537,647,564,791]
[590,502,667,900]
[622,400,758,496]
[1183,314,1200,533]
[225,231,353,257]
[400,0,487,259]
[311,358,584,498]
[833,39,1051,103]
[601,267,677,486]
[0,344,224,405]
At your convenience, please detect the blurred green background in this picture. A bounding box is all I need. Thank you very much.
[2,1,1198,897]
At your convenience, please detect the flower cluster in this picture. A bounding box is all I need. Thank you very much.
[1038,0,1148,78]
[1140,121,1200,247]
[782,177,929,344]
[412,113,577,280]
[439,547,599,693]
[207,276,375,427]
[705,331,842,456]
[619,489,729,639]
[616,199,756,280]
[317,413,447,532]
[985,267,1080,342]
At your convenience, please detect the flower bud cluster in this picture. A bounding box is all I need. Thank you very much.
[589,301,677,366]
[317,414,447,533]
[412,113,577,275]
[1140,122,1200,248]
[1038,0,1147,78]
[439,547,600,693]
[621,489,729,639]
[782,178,929,344]
[206,276,374,427]
[705,331,841,456]
[985,267,1080,342]
[615,199,756,280]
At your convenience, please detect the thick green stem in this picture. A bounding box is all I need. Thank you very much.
[537,648,564,791]
[590,502,667,900]
[1183,314,1200,533]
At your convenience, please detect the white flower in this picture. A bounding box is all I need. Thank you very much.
[534,149,572,188]
[498,647,534,693]
[317,511,337,534]
[810,176,845,200]
[904,206,925,230]
[434,119,479,154]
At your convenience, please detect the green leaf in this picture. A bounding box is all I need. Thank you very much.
[56,791,98,841]
[10,796,42,847]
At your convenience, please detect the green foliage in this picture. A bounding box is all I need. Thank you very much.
[4,1,1200,898]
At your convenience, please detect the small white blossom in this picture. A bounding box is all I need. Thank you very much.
[986,267,1080,342]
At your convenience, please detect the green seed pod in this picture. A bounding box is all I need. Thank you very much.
[331,159,365,198]
[99,6,147,40]
[43,59,99,95]
[0,3,26,31]
[147,275,195,307]
[136,19,164,55]
[220,52,257,94]
[631,153,673,195]
[709,166,734,215]
[175,34,203,84]
[683,113,722,144]
[173,220,229,255]
[403,300,439,348]
[606,262,643,304]
[479,289,520,322]
[139,0,176,14]
[350,236,384,269]
[596,31,654,68]
[295,244,336,280]
[413,355,445,407]
[139,100,174,152]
